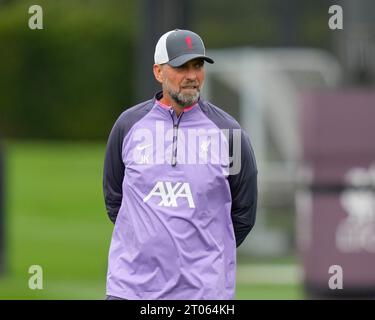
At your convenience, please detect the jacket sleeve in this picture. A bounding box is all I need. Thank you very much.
[103,118,125,224]
[228,129,258,247]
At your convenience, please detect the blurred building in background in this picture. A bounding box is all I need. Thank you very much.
[298,90,375,298]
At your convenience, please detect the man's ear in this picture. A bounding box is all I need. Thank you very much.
[153,64,163,84]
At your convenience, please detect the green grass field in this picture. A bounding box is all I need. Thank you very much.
[0,142,303,299]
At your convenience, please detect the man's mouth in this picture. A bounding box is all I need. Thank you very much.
[181,85,198,90]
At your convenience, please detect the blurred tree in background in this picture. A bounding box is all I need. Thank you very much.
[0,0,333,140]
[0,0,136,139]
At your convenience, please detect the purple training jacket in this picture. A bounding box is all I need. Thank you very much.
[103,91,257,299]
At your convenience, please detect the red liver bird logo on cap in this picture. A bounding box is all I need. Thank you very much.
[185,36,193,50]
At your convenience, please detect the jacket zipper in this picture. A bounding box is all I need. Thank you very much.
[169,110,184,167]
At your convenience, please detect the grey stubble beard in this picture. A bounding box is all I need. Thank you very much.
[164,79,202,108]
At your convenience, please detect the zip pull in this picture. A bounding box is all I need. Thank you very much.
[169,111,183,167]
[171,124,178,166]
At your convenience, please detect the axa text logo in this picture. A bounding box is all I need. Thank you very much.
[143,181,195,208]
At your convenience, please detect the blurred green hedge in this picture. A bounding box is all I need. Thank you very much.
[0,0,136,140]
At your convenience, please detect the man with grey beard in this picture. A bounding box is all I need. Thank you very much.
[104,29,258,300]
[152,35,206,116]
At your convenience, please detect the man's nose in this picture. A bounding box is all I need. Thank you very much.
[185,67,198,80]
